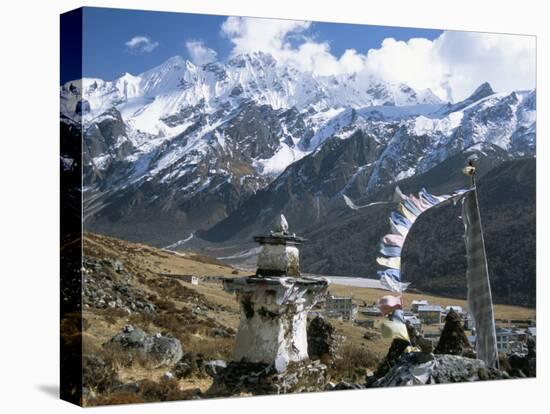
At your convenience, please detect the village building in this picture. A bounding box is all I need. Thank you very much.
[463,314,475,331]
[204,275,225,283]
[417,305,443,324]
[361,306,382,317]
[411,300,429,313]
[467,335,476,349]
[325,294,357,321]
[495,327,527,354]
[158,273,199,285]
[445,305,463,314]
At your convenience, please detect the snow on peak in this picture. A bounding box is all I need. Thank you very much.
[61,52,446,129]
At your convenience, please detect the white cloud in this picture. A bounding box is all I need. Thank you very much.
[220,16,354,76]
[219,16,536,102]
[221,16,311,56]
[125,36,159,54]
[432,31,536,101]
[185,40,218,65]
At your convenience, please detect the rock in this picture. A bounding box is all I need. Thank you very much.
[363,329,381,341]
[173,361,193,379]
[82,257,156,314]
[506,338,536,378]
[307,316,335,359]
[75,99,90,115]
[103,325,183,368]
[149,335,183,367]
[208,360,328,396]
[332,381,365,390]
[434,310,474,357]
[111,382,140,394]
[374,338,410,379]
[373,353,509,387]
[406,322,433,353]
[211,327,232,337]
[204,360,228,377]
[324,382,336,390]
[325,381,365,390]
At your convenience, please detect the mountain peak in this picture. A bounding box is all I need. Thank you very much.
[467,82,495,102]
[142,55,188,76]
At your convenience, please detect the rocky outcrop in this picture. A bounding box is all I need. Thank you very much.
[373,353,509,387]
[434,310,474,357]
[83,257,156,315]
[307,316,336,360]
[502,337,536,378]
[208,360,328,396]
[374,338,411,379]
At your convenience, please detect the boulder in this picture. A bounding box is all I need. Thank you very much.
[325,381,365,391]
[434,310,474,357]
[374,338,410,379]
[506,337,536,378]
[307,316,335,359]
[104,325,182,368]
[204,360,228,377]
[373,353,509,387]
[208,360,328,396]
[149,334,184,367]
[406,322,433,353]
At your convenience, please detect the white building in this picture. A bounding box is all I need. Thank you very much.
[445,305,463,314]
[417,305,443,324]
[496,327,523,353]
[325,295,357,320]
[159,273,199,285]
[361,306,382,317]
[411,300,429,313]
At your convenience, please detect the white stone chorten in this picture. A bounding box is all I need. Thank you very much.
[224,215,329,372]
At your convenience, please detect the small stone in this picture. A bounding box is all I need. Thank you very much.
[204,360,228,377]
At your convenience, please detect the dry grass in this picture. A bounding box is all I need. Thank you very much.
[185,335,234,360]
[328,284,535,321]
[84,232,236,279]
[329,342,379,382]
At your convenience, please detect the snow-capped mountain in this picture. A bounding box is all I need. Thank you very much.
[60,52,536,247]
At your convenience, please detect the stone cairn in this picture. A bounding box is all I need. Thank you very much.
[210,215,330,395]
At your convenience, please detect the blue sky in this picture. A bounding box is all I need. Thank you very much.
[77,7,441,83]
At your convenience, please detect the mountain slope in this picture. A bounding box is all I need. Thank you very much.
[60,53,536,301]
[298,157,535,307]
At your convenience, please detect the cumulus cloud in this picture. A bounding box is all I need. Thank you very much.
[219,16,536,102]
[185,40,218,65]
[432,31,536,101]
[125,36,159,54]
[220,16,359,76]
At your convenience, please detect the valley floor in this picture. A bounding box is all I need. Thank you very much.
[75,232,535,405]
